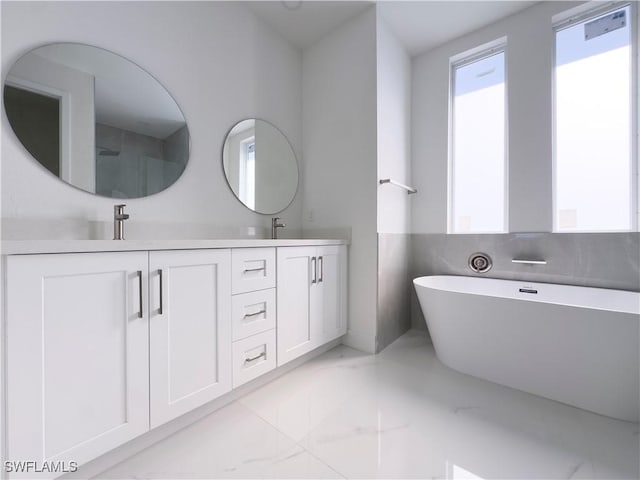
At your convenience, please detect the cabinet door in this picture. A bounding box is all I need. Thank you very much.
[276,247,318,366]
[6,252,149,475]
[149,249,232,428]
[317,245,348,343]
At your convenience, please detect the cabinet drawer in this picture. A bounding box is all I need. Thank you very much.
[232,248,276,294]
[232,288,276,341]
[232,330,276,388]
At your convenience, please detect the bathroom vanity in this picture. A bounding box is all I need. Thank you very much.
[1,239,347,477]
[0,34,348,479]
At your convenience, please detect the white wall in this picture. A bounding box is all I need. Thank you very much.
[302,7,378,353]
[376,12,411,234]
[412,2,584,234]
[1,1,302,237]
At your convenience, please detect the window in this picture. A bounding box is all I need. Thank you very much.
[239,138,256,210]
[554,5,635,231]
[450,47,507,233]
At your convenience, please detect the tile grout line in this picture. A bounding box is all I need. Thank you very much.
[233,400,347,479]
[237,398,349,479]
[296,443,347,480]
[233,347,381,479]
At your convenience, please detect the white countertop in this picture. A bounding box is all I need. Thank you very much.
[1,238,349,255]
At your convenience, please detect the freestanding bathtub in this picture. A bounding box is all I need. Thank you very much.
[414,275,640,422]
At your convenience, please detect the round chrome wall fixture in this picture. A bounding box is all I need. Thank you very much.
[468,253,493,273]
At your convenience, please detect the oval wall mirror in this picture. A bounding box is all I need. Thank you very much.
[222,119,298,214]
[3,43,190,199]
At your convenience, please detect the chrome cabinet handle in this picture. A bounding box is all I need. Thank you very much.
[137,270,143,318]
[243,266,265,273]
[158,269,164,315]
[243,309,266,319]
[318,256,323,283]
[244,351,266,364]
[311,257,317,284]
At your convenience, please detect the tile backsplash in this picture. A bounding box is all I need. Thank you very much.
[410,232,640,331]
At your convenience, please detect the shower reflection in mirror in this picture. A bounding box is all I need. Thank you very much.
[93,121,188,199]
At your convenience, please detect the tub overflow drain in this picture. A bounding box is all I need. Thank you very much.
[468,253,492,273]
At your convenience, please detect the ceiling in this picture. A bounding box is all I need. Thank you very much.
[247,1,538,56]
[378,1,538,55]
[246,1,373,51]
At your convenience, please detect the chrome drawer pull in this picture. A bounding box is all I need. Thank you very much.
[243,266,266,273]
[243,309,266,319]
[244,351,266,364]
[311,257,317,284]
[137,270,143,318]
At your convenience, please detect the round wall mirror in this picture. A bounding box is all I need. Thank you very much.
[222,119,298,214]
[3,43,190,199]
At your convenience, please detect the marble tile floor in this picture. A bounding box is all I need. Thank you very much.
[97,331,639,479]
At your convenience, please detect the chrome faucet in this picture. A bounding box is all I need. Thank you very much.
[271,217,286,239]
[113,204,130,240]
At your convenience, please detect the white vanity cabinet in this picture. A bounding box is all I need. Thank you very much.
[148,249,232,428]
[276,245,347,366]
[2,240,346,478]
[5,252,150,474]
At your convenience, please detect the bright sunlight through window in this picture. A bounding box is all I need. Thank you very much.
[239,139,256,210]
[554,5,634,232]
[450,48,507,233]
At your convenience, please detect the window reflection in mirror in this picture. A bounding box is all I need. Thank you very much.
[222,119,298,215]
[224,120,257,210]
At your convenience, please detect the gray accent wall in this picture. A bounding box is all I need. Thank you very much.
[377,233,411,352]
[410,232,640,331]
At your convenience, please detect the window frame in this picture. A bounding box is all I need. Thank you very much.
[448,40,509,234]
[239,136,256,210]
[551,1,638,232]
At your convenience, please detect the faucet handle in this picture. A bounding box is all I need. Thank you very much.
[114,204,129,220]
[271,217,286,239]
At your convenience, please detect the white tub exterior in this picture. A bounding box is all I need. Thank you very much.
[414,275,640,422]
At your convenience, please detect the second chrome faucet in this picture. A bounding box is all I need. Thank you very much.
[271,217,286,239]
[113,204,130,240]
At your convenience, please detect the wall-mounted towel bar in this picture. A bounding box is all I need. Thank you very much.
[512,259,547,265]
[379,178,417,194]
